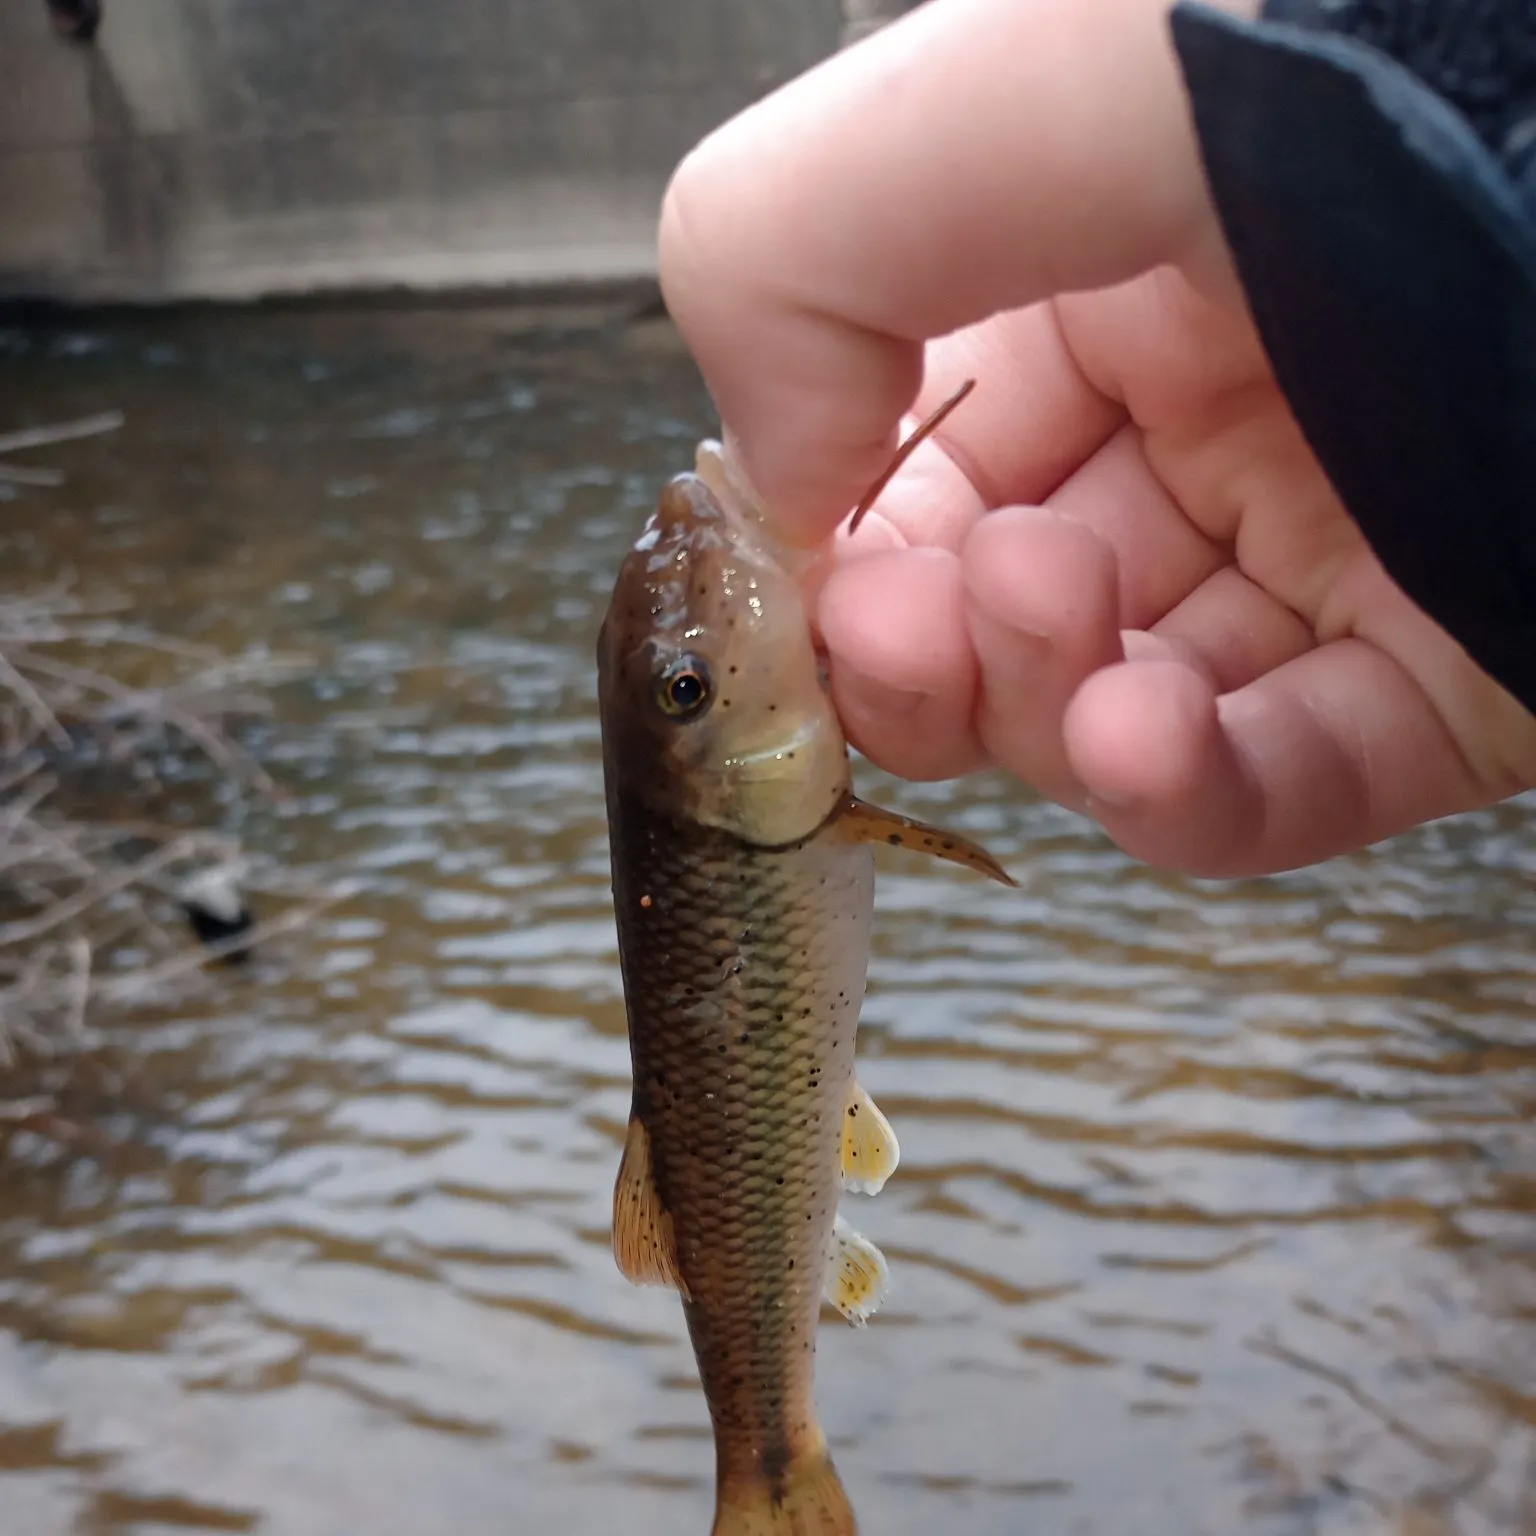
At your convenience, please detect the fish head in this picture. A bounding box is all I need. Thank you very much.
[597,469,849,847]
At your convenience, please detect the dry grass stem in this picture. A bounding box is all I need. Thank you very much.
[0,409,125,489]
[0,577,314,1130]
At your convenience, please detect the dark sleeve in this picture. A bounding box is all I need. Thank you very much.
[1168,1,1536,713]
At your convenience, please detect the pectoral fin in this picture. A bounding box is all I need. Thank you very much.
[838,794,1017,886]
[823,1215,889,1326]
[612,1114,689,1299]
[842,1080,899,1195]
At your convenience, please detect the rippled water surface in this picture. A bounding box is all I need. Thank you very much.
[0,307,1533,1536]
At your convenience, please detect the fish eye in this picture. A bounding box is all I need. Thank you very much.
[655,654,713,720]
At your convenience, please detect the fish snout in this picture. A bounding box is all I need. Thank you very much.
[655,473,725,540]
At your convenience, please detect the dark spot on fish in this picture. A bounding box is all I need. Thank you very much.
[768,703,777,712]
[788,1260,795,1270]
[942,839,954,850]
[729,665,738,675]
[887,834,901,846]
[848,1104,858,1117]
[739,1032,749,1045]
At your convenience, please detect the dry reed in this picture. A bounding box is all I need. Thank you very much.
[0,579,326,1127]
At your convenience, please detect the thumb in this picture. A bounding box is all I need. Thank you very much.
[659,0,1250,542]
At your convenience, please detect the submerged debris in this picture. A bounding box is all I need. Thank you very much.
[176,862,255,961]
[0,410,123,487]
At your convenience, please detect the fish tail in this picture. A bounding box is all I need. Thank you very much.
[713,1444,857,1535]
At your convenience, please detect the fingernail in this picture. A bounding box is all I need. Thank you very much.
[837,666,930,721]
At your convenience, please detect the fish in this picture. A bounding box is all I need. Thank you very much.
[597,420,1013,1536]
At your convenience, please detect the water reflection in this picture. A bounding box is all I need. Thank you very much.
[0,306,1531,1534]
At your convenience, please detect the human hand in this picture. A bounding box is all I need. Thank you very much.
[658,0,1536,876]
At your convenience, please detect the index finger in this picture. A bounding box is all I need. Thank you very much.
[658,0,1250,543]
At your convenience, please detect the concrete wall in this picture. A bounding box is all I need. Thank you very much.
[0,0,895,304]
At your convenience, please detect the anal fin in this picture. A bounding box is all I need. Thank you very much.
[837,794,1017,886]
[823,1215,889,1326]
[842,1080,899,1196]
[612,1114,689,1299]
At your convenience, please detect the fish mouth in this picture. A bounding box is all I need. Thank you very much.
[724,715,827,779]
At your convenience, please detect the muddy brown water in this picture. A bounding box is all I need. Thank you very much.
[0,307,1532,1536]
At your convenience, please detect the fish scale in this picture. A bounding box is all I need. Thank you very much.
[608,794,874,1502]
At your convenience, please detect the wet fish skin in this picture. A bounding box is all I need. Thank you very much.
[598,462,1012,1535]
[607,791,871,1532]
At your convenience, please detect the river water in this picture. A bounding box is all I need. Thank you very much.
[0,307,1532,1536]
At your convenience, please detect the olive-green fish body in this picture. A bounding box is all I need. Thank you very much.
[609,796,872,1527]
[598,454,1014,1536]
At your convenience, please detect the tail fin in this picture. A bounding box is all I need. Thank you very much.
[712,1446,857,1535]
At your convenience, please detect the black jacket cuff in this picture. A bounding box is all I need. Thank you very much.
[1170,2,1536,713]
